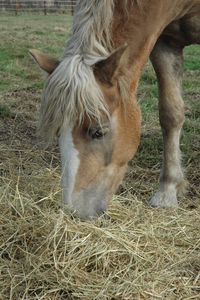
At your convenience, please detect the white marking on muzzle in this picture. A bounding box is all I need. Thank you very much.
[59,126,80,209]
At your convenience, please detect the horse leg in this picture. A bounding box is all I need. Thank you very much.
[149,38,187,207]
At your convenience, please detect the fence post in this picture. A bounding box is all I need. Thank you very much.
[71,0,74,15]
[15,0,18,15]
[44,0,46,15]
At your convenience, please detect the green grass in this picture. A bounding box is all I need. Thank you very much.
[0,104,10,118]
[183,44,200,71]
[0,12,72,92]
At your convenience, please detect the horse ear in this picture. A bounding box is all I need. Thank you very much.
[29,49,60,75]
[94,44,129,86]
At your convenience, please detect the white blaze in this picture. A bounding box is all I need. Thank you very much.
[59,126,80,208]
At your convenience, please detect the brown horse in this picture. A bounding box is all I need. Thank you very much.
[30,0,200,219]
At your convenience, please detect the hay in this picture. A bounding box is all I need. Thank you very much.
[1,144,200,299]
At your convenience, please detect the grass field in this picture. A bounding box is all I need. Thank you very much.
[0,12,200,299]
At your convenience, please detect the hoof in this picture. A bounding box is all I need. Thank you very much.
[149,190,178,208]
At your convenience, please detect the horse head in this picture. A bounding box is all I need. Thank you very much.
[30,44,141,220]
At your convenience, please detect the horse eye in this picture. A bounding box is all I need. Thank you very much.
[92,127,109,139]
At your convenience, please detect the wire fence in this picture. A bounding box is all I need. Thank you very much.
[0,0,79,14]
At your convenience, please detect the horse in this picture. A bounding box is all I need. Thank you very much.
[30,0,200,220]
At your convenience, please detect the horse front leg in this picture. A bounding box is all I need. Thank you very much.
[149,38,187,207]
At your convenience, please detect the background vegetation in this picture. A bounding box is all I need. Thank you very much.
[0,12,200,299]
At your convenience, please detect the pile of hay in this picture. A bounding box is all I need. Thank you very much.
[1,144,200,299]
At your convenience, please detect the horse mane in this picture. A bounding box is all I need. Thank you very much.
[38,0,136,144]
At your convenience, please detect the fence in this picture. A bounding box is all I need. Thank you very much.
[0,0,79,15]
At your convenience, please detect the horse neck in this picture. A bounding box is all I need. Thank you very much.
[111,0,189,91]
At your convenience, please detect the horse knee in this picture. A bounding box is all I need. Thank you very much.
[159,99,184,132]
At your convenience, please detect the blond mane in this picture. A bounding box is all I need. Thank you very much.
[38,0,135,144]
